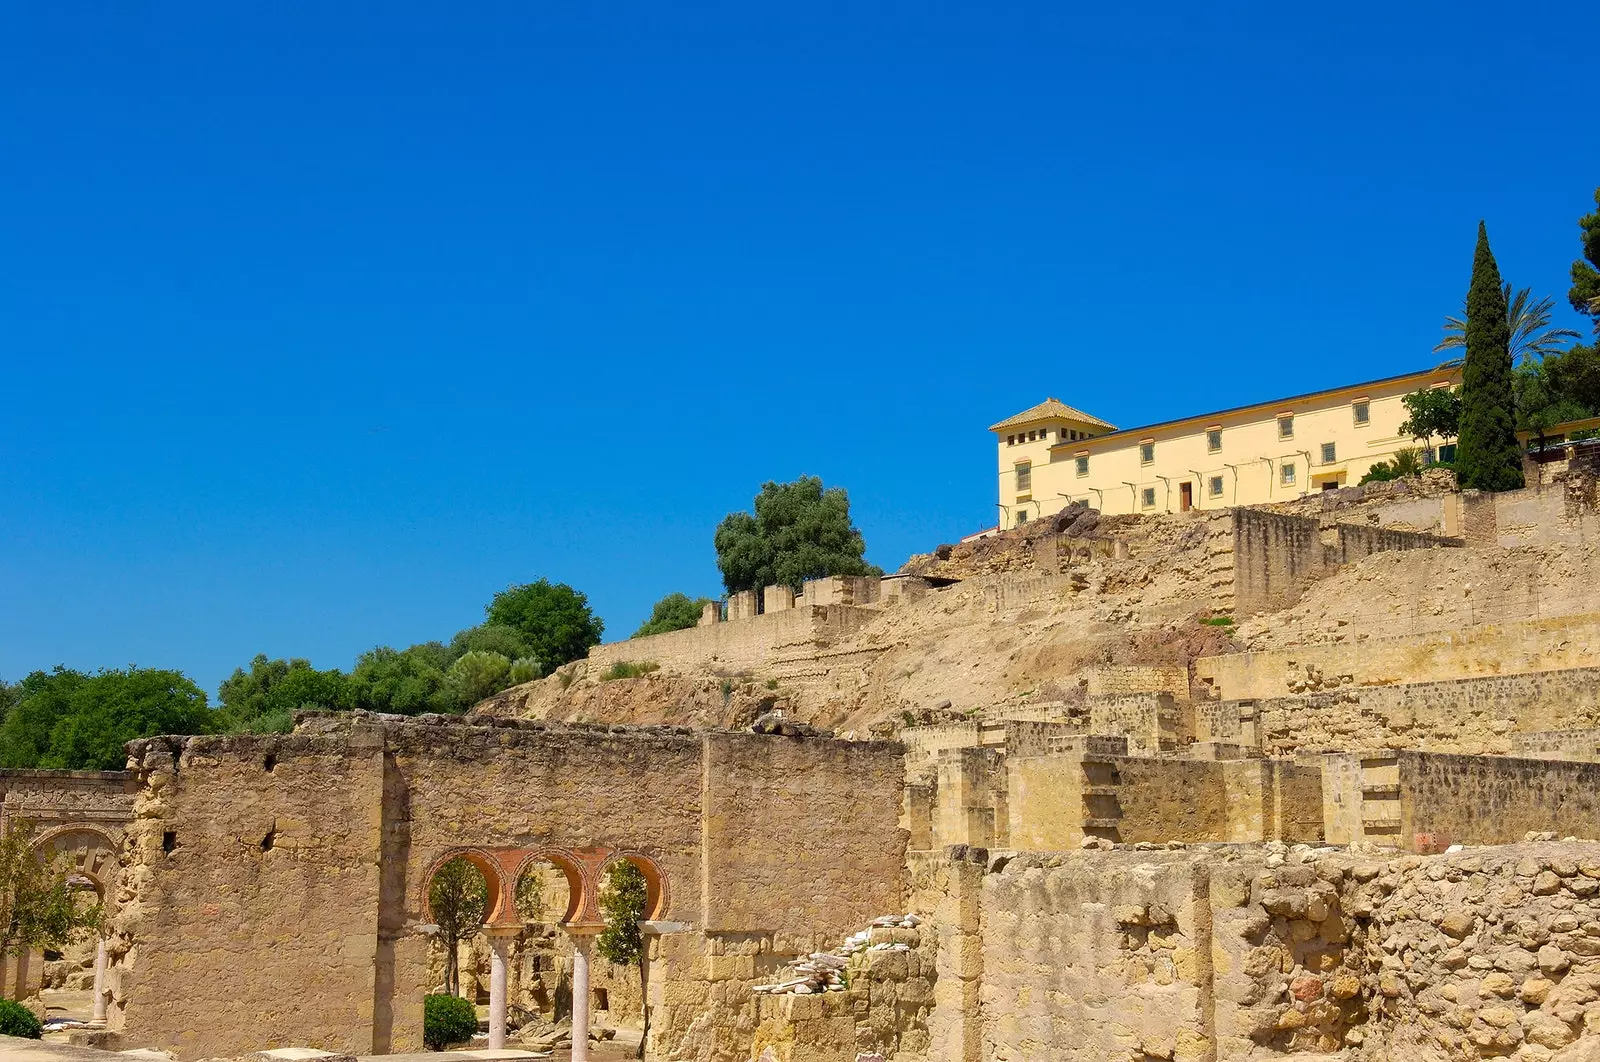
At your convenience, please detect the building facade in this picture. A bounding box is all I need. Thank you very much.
[991,366,1460,524]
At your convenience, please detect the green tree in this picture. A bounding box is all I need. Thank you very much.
[1570,187,1600,334]
[713,477,882,594]
[508,657,541,685]
[1434,284,1580,364]
[444,650,512,706]
[427,857,488,998]
[33,668,214,771]
[596,861,651,1057]
[0,669,88,769]
[633,593,714,638]
[218,655,347,734]
[1398,387,1462,451]
[345,646,454,715]
[485,580,605,674]
[1545,343,1600,414]
[1,819,104,999]
[1515,361,1591,448]
[1455,223,1525,492]
[448,624,533,663]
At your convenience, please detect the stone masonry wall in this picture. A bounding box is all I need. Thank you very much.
[1195,613,1600,702]
[1231,509,1458,616]
[1241,666,1600,757]
[110,714,907,1062]
[1400,753,1600,848]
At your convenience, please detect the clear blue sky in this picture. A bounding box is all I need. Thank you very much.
[2,3,1595,696]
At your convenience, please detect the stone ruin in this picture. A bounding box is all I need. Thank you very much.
[11,472,1600,1061]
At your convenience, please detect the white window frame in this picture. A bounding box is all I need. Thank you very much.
[1321,442,1337,464]
[1208,475,1224,498]
[1280,462,1296,485]
[1015,462,1032,493]
[1075,455,1089,476]
[1141,486,1156,509]
[1206,429,1222,453]
[1352,401,1370,426]
[1139,441,1155,464]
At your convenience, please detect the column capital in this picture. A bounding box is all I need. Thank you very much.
[485,924,523,940]
[565,923,604,938]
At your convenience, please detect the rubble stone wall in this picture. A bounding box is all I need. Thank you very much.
[1400,752,1600,847]
[111,714,907,1061]
[1084,664,1191,698]
[1464,474,1600,549]
[1245,666,1600,756]
[1196,612,1600,701]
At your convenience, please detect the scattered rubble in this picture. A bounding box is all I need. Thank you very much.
[752,914,922,995]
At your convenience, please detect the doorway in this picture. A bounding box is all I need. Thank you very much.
[1179,481,1193,512]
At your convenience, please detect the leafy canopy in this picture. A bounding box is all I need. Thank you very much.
[444,650,512,704]
[633,593,714,638]
[1399,387,1462,445]
[218,655,347,734]
[0,667,214,771]
[1434,284,1579,365]
[1571,187,1600,334]
[596,860,649,968]
[486,580,605,674]
[345,645,458,715]
[1455,223,1525,492]
[713,477,881,594]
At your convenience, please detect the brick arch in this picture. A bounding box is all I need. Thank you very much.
[420,846,508,925]
[596,850,669,922]
[510,848,587,924]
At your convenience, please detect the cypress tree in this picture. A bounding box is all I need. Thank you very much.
[1454,222,1524,492]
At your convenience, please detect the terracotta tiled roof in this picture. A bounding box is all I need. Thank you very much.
[988,397,1116,433]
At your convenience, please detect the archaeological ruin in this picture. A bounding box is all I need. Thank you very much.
[14,465,1600,1061]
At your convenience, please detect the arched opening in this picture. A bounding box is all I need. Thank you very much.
[423,854,495,1004]
[513,856,580,1023]
[26,827,119,1019]
[591,856,661,1040]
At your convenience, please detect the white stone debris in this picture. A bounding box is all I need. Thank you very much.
[750,913,921,995]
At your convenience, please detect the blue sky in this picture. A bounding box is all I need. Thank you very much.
[2,2,1595,696]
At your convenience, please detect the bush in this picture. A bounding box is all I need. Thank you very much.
[601,661,660,681]
[423,993,477,1050]
[0,998,43,1038]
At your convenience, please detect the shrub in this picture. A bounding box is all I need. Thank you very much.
[0,999,43,1038]
[1203,615,1235,627]
[423,993,477,1050]
[601,661,660,681]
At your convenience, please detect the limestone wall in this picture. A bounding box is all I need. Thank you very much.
[1462,473,1600,550]
[1237,666,1600,757]
[1196,613,1600,702]
[1400,752,1600,847]
[584,603,875,676]
[1231,508,1458,616]
[111,714,907,1061]
[1084,664,1190,698]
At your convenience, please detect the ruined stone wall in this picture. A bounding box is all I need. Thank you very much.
[1084,664,1190,698]
[1196,613,1600,701]
[112,728,387,1059]
[1400,752,1600,847]
[112,715,907,1062]
[1463,473,1600,550]
[584,604,875,676]
[1240,666,1600,756]
[1231,508,1458,616]
[1087,692,1179,754]
[1113,757,1230,842]
[1511,729,1600,762]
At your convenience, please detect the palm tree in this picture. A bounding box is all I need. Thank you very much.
[1433,284,1580,365]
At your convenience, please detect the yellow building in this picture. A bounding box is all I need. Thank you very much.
[990,365,1461,525]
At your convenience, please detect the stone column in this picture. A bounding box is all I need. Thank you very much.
[570,929,596,1062]
[486,928,517,1050]
[92,938,108,1022]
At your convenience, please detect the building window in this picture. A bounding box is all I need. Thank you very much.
[1140,442,1155,464]
[1075,456,1089,476]
[1321,442,1337,464]
[1207,429,1222,452]
[1015,510,1028,526]
[1278,415,1294,439]
[1281,462,1296,485]
[1208,475,1224,498]
[1353,401,1370,425]
[1015,463,1031,493]
[1439,442,1457,464]
[1141,487,1156,508]
[1007,435,1015,446]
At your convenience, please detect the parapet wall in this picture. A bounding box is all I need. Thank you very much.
[585,602,873,674]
